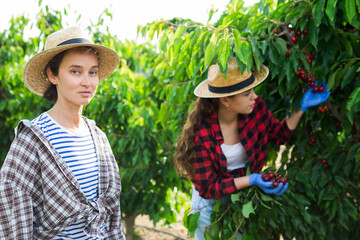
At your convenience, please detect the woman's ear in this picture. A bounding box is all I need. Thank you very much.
[219,97,230,108]
[46,68,57,85]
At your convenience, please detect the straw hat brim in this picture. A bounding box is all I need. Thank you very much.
[194,64,269,98]
[23,43,119,96]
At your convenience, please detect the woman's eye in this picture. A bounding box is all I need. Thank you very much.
[72,70,80,74]
[90,71,98,76]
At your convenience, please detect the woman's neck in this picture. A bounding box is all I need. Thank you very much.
[217,105,238,125]
[47,102,84,131]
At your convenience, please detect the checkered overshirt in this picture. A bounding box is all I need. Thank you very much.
[191,97,294,199]
[0,118,125,239]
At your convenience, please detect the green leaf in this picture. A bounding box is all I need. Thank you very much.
[308,20,319,48]
[259,40,268,55]
[204,41,216,69]
[347,87,360,110]
[327,68,338,90]
[325,0,339,24]
[274,38,287,55]
[231,192,241,203]
[242,233,252,240]
[186,212,200,236]
[341,62,360,89]
[345,0,356,23]
[218,38,231,72]
[312,0,326,26]
[242,200,255,218]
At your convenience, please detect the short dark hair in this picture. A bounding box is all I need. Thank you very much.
[43,46,99,103]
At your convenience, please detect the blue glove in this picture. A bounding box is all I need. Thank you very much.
[300,80,331,112]
[249,173,289,196]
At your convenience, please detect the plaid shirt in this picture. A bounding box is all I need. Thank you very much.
[191,97,294,199]
[0,118,125,239]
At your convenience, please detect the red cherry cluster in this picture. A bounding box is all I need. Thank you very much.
[318,105,329,113]
[306,53,314,64]
[280,27,309,58]
[262,173,287,188]
[321,158,329,170]
[308,137,316,146]
[291,28,308,44]
[296,68,325,93]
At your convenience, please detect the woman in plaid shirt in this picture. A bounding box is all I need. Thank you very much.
[0,27,125,239]
[174,57,330,239]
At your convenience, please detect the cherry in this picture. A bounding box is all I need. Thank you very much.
[279,178,287,184]
[321,159,327,164]
[335,121,341,127]
[296,30,302,36]
[300,74,307,81]
[308,58,312,64]
[303,29,308,35]
[262,174,269,181]
[307,77,313,82]
[274,28,279,34]
[308,137,316,146]
[313,86,319,92]
[318,106,324,112]
[309,53,314,59]
[309,82,315,87]
[319,86,324,92]
[291,36,297,43]
[268,173,275,180]
[272,181,279,187]
[296,70,301,76]
[285,49,290,58]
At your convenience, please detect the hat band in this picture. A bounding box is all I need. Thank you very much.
[208,74,255,94]
[57,38,92,46]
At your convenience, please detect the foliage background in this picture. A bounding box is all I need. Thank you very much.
[1,0,360,239]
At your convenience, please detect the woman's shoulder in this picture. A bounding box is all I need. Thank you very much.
[195,111,219,140]
[82,117,107,138]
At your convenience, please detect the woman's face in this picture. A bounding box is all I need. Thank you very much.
[48,49,99,108]
[227,88,258,114]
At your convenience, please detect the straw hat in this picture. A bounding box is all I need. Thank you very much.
[23,26,120,96]
[194,57,269,98]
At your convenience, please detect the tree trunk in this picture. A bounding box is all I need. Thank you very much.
[124,213,137,240]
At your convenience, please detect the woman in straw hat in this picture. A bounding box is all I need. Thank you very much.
[0,27,125,239]
[174,57,330,239]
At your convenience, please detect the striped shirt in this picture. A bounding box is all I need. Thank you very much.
[32,113,101,240]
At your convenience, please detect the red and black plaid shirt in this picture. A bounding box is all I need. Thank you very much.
[191,97,294,199]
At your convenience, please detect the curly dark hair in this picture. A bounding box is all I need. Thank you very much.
[173,98,220,177]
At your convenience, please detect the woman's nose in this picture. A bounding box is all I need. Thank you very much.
[251,89,258,99]
[81,75,91,86]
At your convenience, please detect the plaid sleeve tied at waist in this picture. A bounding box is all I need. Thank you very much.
[0,120,125,239]
[190,97,294,199]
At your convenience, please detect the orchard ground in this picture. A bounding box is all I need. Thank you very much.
[132,214,193,240]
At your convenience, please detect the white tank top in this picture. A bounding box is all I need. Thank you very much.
[220,142,248,171]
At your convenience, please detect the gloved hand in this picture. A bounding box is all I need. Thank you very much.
[300,79,331,112]
[249,173,289,196]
